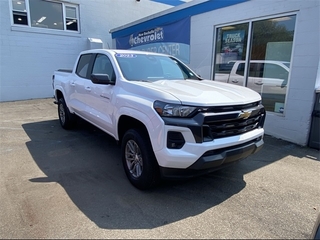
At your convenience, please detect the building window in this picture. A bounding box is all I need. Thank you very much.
[12,0,28,25]
[11,0,79,32]
[65,6,78,31]
[213,15,296,114]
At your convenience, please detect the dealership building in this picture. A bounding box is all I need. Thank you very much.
[1,0,319,147]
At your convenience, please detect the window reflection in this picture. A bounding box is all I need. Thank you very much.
[12,0,79,32]
[251,15,296,113]
[12,0,28,25]
[12,0,26,11]
[65,6,78,31]
[29,0,63,30]
[214,23,248,87]
[214,15,296,114]
[66,7,77,18]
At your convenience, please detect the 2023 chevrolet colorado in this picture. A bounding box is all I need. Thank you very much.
[52,49,265,189]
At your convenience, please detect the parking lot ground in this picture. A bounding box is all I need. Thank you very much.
[0,98,319,239]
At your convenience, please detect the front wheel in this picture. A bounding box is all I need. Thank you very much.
[121,128,160,190]
[58,98,76,129]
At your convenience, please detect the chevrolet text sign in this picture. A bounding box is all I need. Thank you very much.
[115,17,190,63]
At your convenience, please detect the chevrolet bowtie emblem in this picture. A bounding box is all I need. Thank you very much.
[238,110,252,119]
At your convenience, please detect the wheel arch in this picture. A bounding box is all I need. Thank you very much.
[54,88,75,114]
[55,89,64,101]
[118,115,149,144]
[120,120,161,189]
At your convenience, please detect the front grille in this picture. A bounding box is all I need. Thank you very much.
[161,101,265,144]
[209,115,260,138]
[201,103,265,141]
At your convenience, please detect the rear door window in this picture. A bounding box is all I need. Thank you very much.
[236,63,245,76]
[76,54,92,78]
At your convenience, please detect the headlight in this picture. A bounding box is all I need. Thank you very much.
[153,100,197,117]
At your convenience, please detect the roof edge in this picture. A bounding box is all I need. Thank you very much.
[110,0,249,39]
[109,0,208,34]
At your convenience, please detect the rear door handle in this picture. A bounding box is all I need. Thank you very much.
[70,82,75,86]
[85,86,91,92]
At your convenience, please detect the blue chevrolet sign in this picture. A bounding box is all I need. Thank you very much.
[115,17,190,63]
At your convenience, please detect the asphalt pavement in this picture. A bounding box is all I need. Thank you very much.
[0,98,319,239]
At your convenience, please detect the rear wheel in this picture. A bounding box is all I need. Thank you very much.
[121,128,160,190]
[58,98,76,129]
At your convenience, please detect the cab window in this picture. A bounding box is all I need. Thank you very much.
[76,54,92,78]
[92,54,116,81]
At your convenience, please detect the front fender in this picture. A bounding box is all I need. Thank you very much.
[115,105,165,152]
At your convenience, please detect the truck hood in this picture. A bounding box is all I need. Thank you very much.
[133,79,261,106]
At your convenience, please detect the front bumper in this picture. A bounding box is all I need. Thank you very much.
[159,136,263,179]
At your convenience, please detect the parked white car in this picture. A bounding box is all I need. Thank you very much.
[214,60,290,113]
[214,60,290,95]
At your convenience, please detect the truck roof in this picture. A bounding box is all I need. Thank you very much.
[80,48,170,57]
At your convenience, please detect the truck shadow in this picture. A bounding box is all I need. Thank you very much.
[22,118,317,229]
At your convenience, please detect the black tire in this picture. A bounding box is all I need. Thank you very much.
[121,128,160,190]
[58,98,76,129]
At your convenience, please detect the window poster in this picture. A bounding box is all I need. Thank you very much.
[221,30,245,60]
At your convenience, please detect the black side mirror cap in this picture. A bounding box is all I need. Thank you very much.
[90,73,115,85]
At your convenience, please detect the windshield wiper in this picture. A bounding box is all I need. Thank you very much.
[185,77,204,81]
[134,79,151,82]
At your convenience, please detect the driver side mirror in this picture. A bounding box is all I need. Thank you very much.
[90,73,115,85]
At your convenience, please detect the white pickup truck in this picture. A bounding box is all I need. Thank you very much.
[52,49,266,189]
[215,60,289,95]
[215,60,290,113]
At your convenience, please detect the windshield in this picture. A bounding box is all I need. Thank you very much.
[115,53,200,81]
